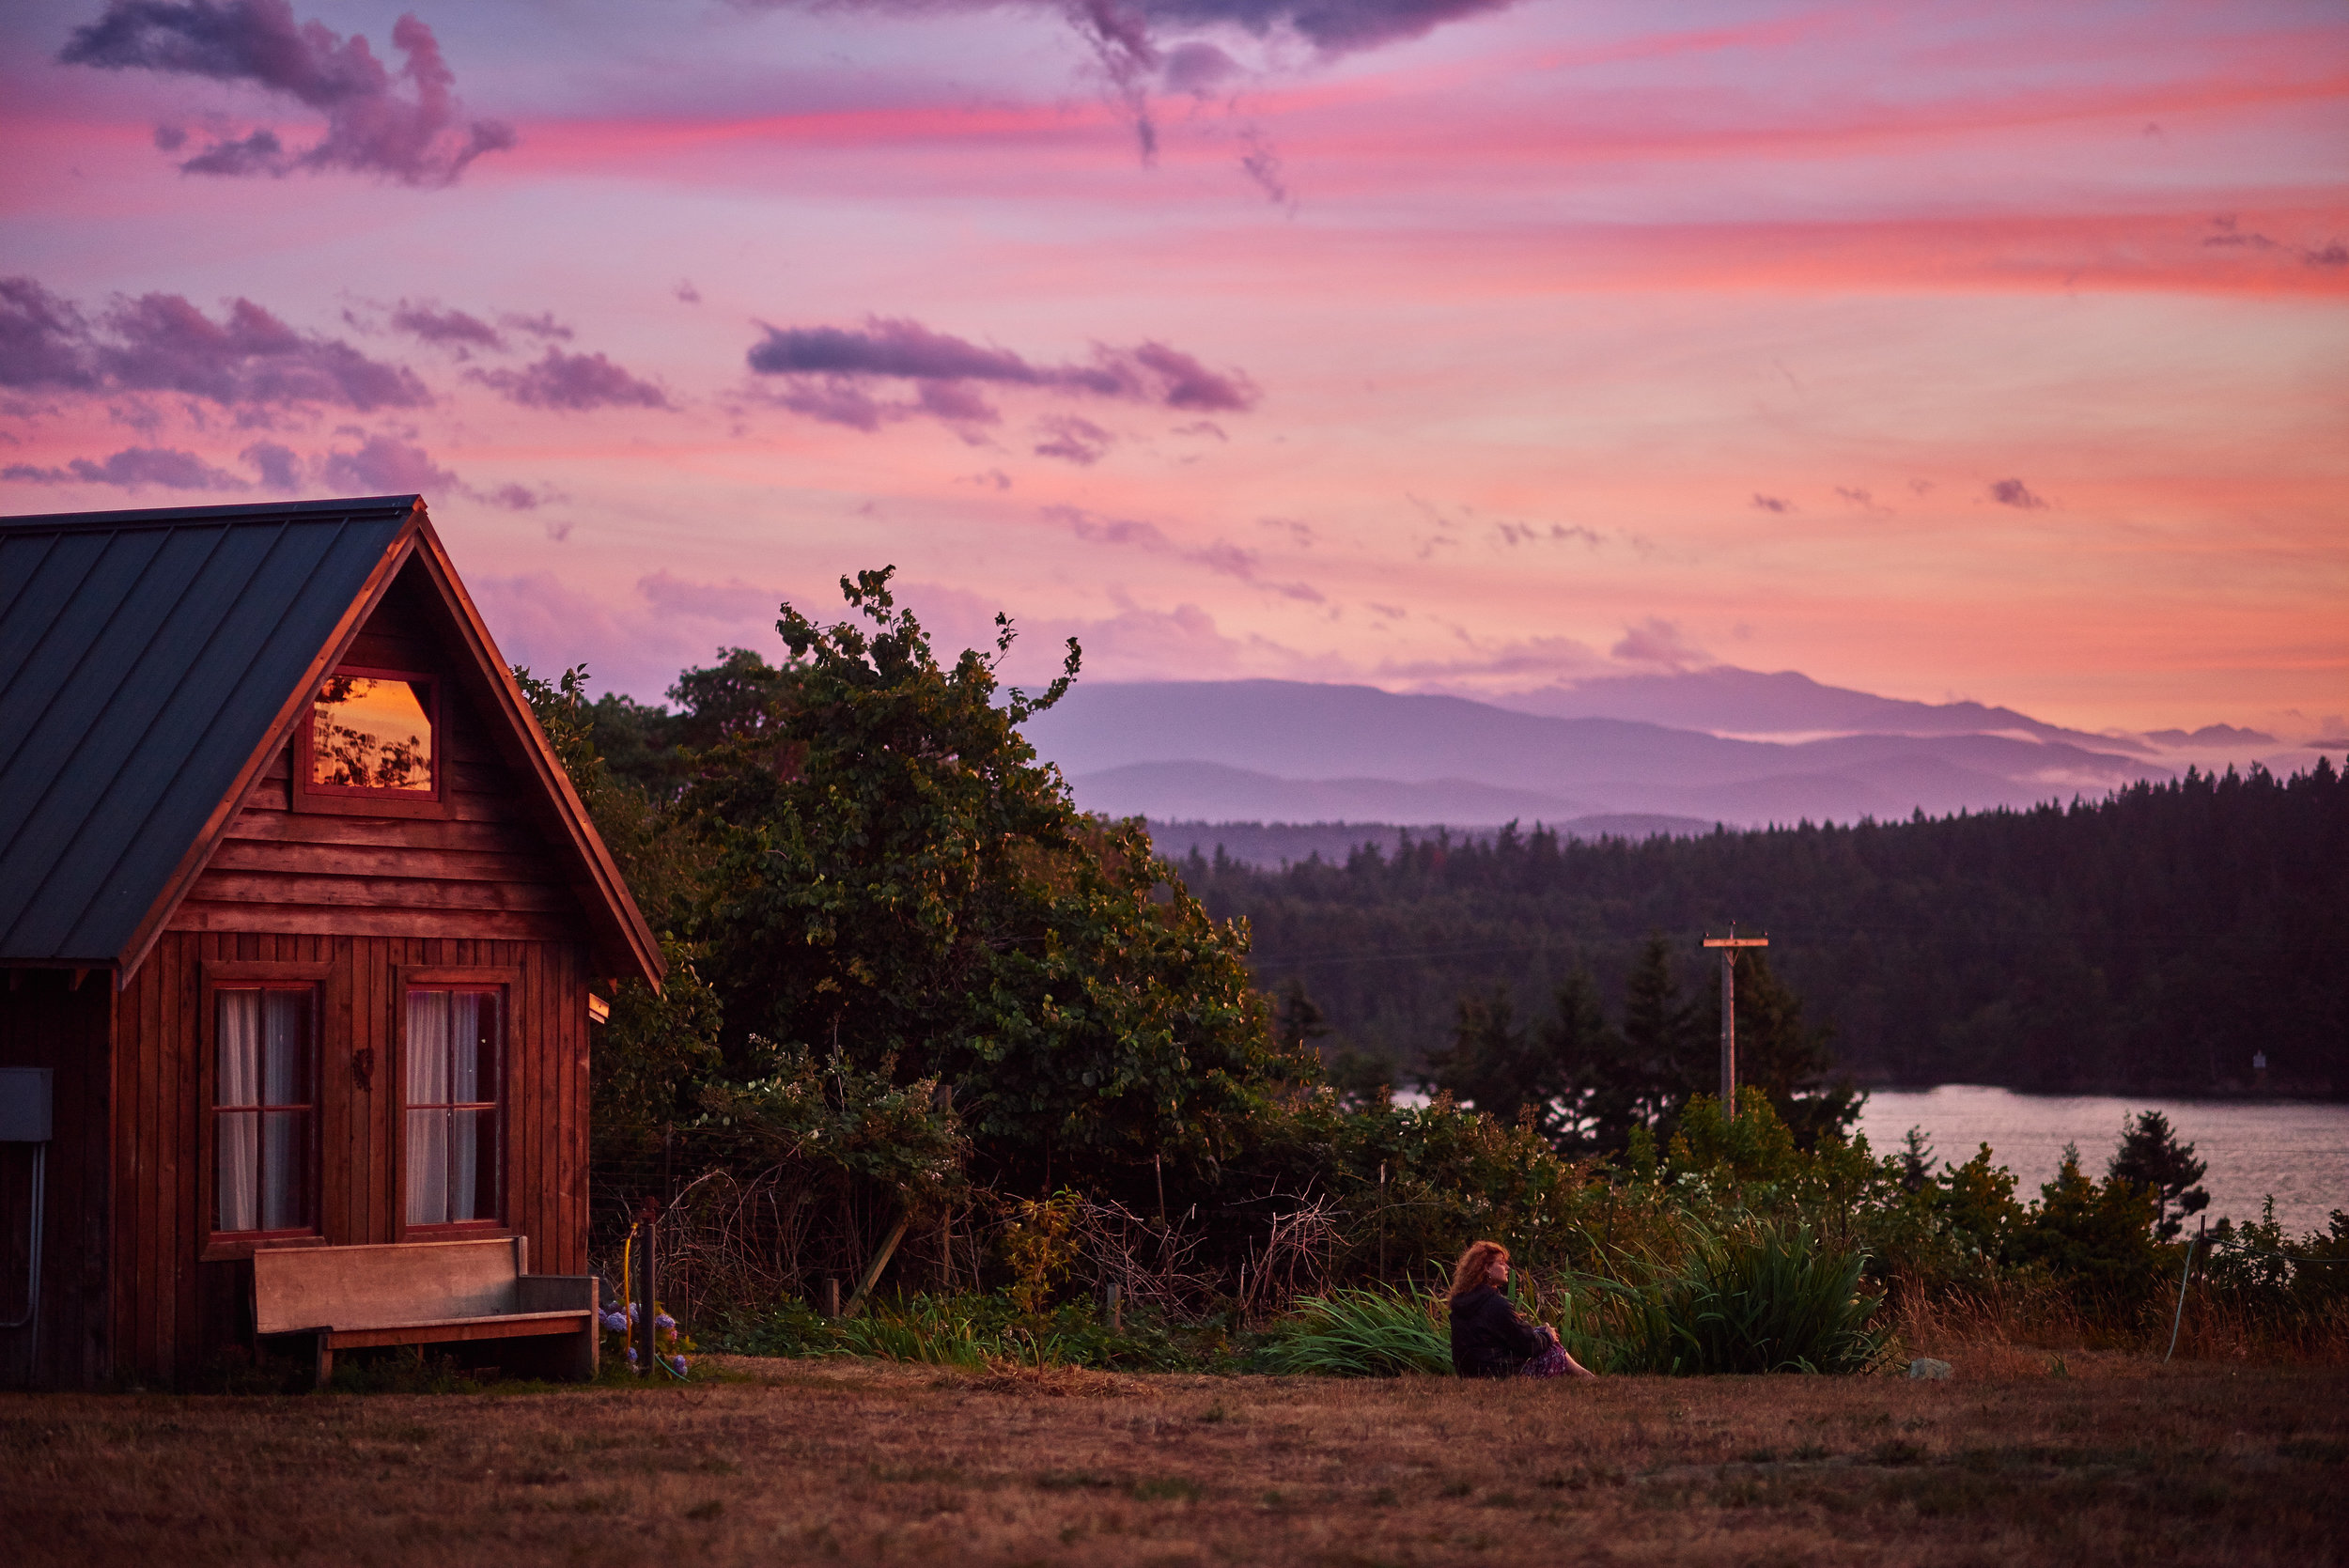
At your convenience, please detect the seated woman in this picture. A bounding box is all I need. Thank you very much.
[1447,1240,1596,1380]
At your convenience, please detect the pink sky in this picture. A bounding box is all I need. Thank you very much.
[3,0,2343,739]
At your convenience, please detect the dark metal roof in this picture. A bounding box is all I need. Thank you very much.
[0,496,421,964]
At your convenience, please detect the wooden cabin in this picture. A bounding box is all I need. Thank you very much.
[0,496,662,1389]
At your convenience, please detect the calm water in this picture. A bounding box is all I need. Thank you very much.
[1859,1086,2349,1239]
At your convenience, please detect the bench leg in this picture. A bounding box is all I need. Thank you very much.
[565,1321,597,1382]
[312,1332,334,1392]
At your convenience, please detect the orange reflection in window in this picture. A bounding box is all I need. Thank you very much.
[312,674,435,791]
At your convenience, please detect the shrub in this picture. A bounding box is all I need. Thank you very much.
[1579,1221,1887,1375]
[1257,1286,1451,1376]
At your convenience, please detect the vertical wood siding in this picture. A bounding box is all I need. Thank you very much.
[109,931,589,1385]
[101,567,600,1387]
[0,970,113,1389]
[168,578,576,943]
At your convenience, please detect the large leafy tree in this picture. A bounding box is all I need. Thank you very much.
[679,568,1302,1188]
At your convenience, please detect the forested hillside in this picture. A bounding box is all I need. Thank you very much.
[1174,761,2347,1096]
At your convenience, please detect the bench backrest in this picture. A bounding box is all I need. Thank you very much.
[254,1237,528,1334]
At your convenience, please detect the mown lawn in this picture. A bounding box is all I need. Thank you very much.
[4,1353,2342,1566]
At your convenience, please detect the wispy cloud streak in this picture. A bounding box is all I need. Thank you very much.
[747,317,1256,431]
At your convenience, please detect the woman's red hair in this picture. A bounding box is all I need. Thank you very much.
[1448,1240,1508,1302]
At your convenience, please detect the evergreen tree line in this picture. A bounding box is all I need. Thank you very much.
[1183,761,2348,1096]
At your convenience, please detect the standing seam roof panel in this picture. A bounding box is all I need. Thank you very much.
[0,499,417,963]
[0,531,72,678]
[58,518,394,956]
[23,524,285,956]
[0,527,239,953]
[0,529,159,791]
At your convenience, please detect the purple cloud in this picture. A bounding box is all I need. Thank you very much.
[498,310,573,341]
[240,440,299,488]
[750,0,1510,156]
[1988,477,2047,509]
[59,0,514,187]
[1065,511,1173,551]
[1054,504,1322,600]
[1162,40,1239,94]
[317,433,457,493]
[1,275,428,413]
[468,349,671,411]
[1238,128,1294,209]
[1610,616,1708,671]
[2202,215,2279,251]
[1496,520,1603,549]
[747,0,1514,57]
[391,300,503,350]
[748,316,1255,431]
[1124,341,1256,411]
[635,570,779,622]
[0,278,102,391]
[1033,414,1115,465]
[1750,493,1793,513]
[3,444,247,491]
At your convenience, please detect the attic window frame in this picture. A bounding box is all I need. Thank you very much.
[295,663,449,819]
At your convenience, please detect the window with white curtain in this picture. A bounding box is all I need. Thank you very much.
[405,987,502,1226]
[214,988,315,1234]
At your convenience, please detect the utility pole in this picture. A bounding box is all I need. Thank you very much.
[1702,928,1769,1120]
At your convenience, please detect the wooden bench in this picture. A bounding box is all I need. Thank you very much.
[254,1236,599,1387]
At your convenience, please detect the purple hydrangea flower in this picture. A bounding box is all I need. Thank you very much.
[655,1313,676,1331]
[601,1312,628,1333]
[668,1355,687,1374]
[624,1347,638,1365]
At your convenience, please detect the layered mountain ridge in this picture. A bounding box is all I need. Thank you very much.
[1019,671,2322,837]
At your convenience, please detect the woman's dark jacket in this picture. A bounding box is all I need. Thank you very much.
[1449,1286,1548,1378]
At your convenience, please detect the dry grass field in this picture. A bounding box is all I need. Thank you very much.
[5,1351,2343,1567]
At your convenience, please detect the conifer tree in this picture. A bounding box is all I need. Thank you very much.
[2108,1110,2211,1240]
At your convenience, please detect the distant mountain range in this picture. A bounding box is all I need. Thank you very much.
[1017,673,2282,831]
[1485,667,2155,749]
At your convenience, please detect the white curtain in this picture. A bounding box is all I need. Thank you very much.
[407,989,498,1225]
[406,990,451,1225]
[216,991,259,1233]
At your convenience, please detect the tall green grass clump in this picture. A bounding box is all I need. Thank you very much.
[1258,1286,1452,1376]
[1584,1221,1887,1374]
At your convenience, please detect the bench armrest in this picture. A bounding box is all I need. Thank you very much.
[516,1274,598,1314]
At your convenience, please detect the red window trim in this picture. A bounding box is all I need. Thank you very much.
[394,966,519,1240]
[295,663,447,819]
[198,961,331,1254]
